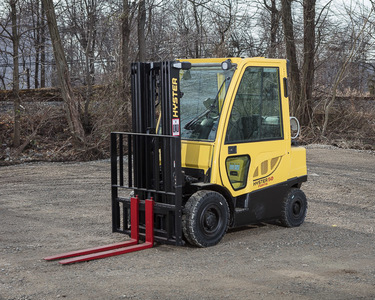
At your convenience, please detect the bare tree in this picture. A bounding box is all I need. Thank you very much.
[262,0,281,58]
[138,0,146,61]
[29,0,47,89]
[226,5,260,57]
[31,0,40,88]
[63,0,100,130]
[281,0,301,117]
[121,1,136,95]
[188,0,211,58]
[322,4,374,136]
[174,0,197,57]
[0,0,23,147]
[1,0,51,148]
[10,0,21,147]
[42,0,85,144]
[298,0,315,126]
[209,0,238,57]
[146,1,177,59]
[280,0,317,126]
[40,0,46,88]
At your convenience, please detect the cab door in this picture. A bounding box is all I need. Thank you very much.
[219,62,290,198]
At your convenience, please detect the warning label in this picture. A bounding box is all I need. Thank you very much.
[172,118,180,136]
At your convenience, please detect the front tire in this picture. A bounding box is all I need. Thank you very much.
[280,188,307,227]
[182,190,229,247]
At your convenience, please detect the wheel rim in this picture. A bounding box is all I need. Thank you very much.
[292,198,303,218]
[200,205,223,236]
[293,201,301,215]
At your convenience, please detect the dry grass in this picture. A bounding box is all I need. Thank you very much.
[0,84,130,164]
[1,91,374,165]
[300,96,375,150]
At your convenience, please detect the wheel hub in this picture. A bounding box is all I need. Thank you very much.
[204,210,218,230]
[292,201,301,216]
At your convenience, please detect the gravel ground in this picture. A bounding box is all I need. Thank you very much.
[1,145,375,300]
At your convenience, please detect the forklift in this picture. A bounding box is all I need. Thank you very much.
[45,57,307,264]
[112,57,308,246]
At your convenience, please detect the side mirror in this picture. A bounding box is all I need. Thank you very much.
[290,117,300,140]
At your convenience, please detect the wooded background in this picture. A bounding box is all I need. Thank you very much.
[1,0,375,160]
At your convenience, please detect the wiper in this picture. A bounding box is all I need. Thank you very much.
[184,77,230,130]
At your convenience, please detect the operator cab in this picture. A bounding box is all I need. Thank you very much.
[175,58,298,196]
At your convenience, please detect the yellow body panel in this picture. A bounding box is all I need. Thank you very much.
[181,140,214,171]
[218,141,290,197]
[289,147,307,179]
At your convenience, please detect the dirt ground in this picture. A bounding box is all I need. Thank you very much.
[1,145,374,300]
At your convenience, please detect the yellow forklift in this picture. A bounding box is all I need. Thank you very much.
[45,57,307,264]
[113,57,308,247]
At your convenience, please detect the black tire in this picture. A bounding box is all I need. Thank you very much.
[280,188,307,227]
[182,190,229,247]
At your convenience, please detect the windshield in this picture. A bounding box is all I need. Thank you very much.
[180,65,235,141]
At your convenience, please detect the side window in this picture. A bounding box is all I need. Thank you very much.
[225,67,283,143]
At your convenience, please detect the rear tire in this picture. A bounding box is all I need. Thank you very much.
[182,190,229,247]
[280,188,307,227]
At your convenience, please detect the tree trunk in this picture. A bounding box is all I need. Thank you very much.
[83,2,97,130]
[10,0,21,148]
[42,0,85,144]
[40,0,46,88]
[121,0,131,95]
[137,0,146,61]
[84,51,93,130]
[187,0,202,58]
[34,0,40,89]
[298,0,315,126]
[264,0,279,58]
[281,0,301,117]
[120,0,134,131]
[269,0,279,58]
